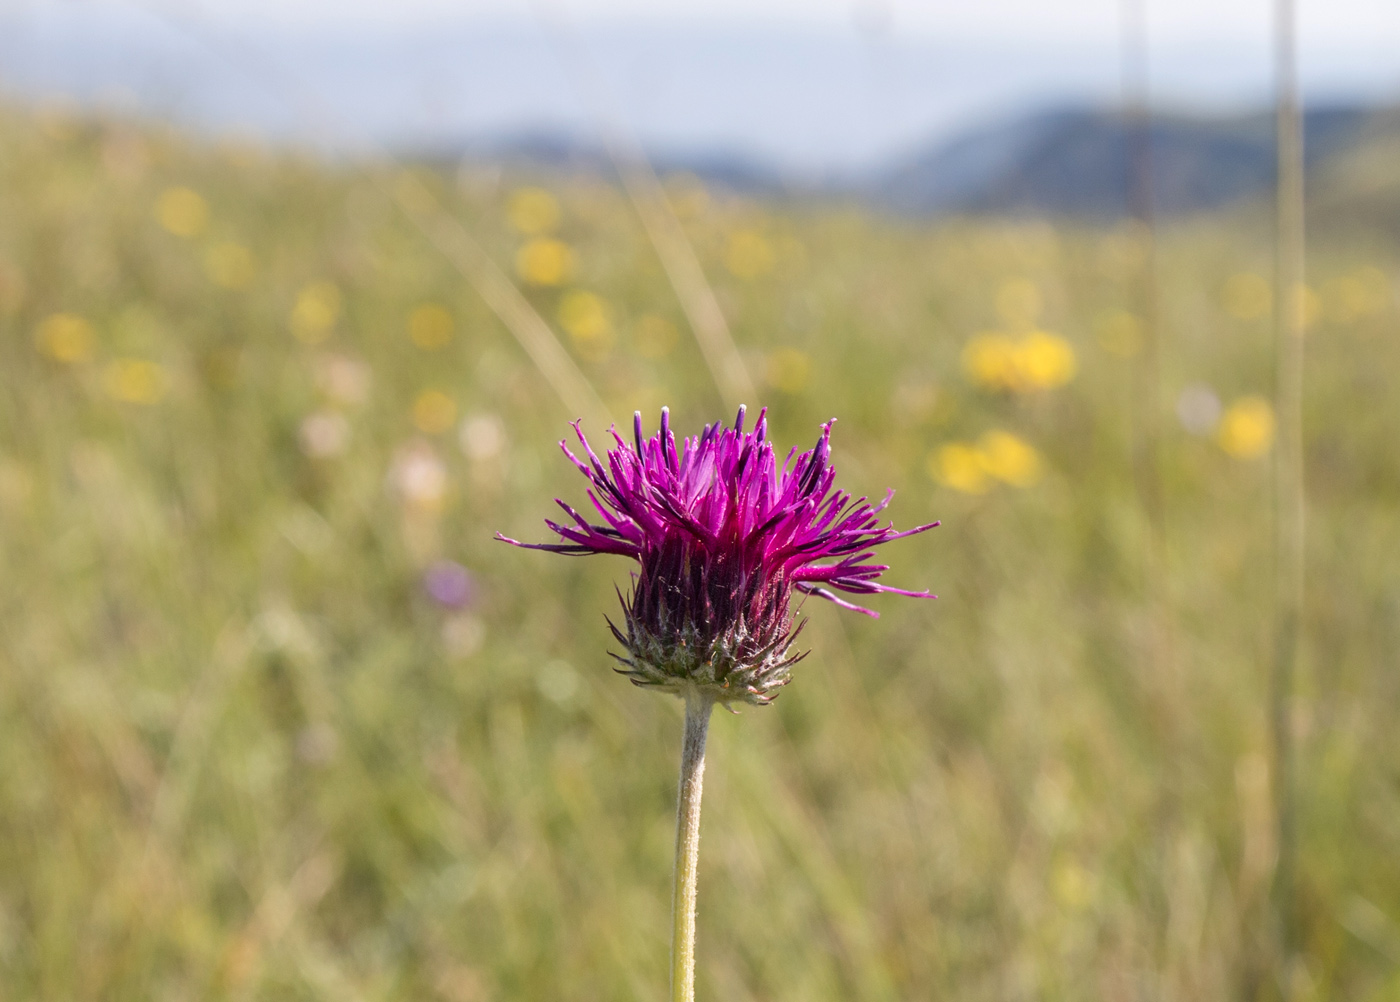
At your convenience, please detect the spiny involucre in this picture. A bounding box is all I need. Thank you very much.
[499,406,938,705]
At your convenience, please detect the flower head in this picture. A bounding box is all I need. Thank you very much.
[499,407,937,705]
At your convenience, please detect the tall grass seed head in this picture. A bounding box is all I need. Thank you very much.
[500,407,938,705]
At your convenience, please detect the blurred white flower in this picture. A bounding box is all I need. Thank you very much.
[299,411,350,458]
[1176,383,1222,436]
[442,612,485,658]
[537,659,580,706]
[392,440,448,511]
[314,353,372,408]
[460,412,506,461]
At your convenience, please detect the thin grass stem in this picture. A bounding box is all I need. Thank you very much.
[1271,0,1306,964]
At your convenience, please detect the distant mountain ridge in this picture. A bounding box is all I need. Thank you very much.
[430,131,796,198]
[452,103,1400,219]
[869,104,1398,218]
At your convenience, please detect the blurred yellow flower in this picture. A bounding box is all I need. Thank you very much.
[962,331,1076,392]
[765,347,811,394]
[515,238,574,286]
[155,187,208,238]
[995,278,1042,328]
[413,390,458,435]
[1223,278,1319,327]
[103,358,168,404]
[558,290,614,360]
[977,430,1042,487]
[725,231,775,280]
[1094,309,1142,358]
[1218,396,1275,459]
[289,282,341,344]
[633,313,680,359]
[1051,858,1095,910]
[962,333,1020,391]
[928,443,990,494]
[1323,266,1392,324]
[930,431,1043,493]
[407,303,454,350]
[507,187,561,235]
[1018,330,1077,388]
[1222,273,1270,320]
[203,242,255,290]
[35,312,95,363]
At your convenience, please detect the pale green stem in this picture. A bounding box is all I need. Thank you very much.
[671,692,714,1002]
[1272,0,1305,960]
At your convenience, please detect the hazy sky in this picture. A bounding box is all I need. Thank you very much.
[195,0,1400,48]
[4,0,1399,171]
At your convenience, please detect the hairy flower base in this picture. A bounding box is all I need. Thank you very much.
[610,598,808,706]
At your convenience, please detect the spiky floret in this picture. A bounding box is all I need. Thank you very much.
[498,406,937,705]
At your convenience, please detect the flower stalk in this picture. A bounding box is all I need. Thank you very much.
[671,692,713,1002]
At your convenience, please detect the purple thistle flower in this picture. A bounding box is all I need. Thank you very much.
[498,406,938,705]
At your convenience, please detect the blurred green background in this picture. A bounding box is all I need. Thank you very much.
[2,103,1399,1001]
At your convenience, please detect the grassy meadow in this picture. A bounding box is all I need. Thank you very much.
[1,103,1399,1001]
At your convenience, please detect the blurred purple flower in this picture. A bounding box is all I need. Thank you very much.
[423,559,476,610]
[499,406,937,705]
